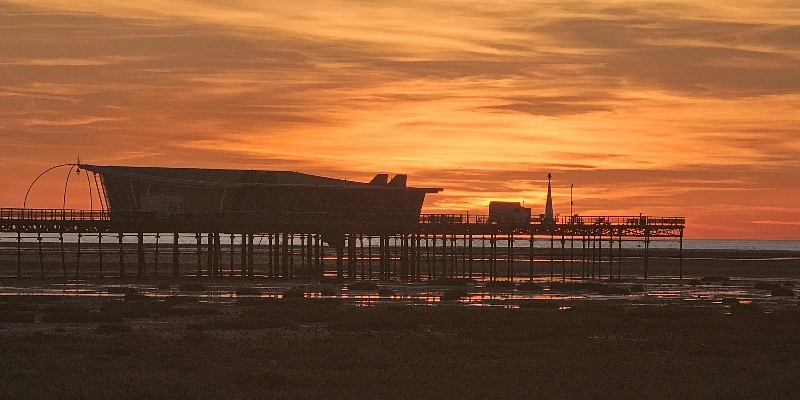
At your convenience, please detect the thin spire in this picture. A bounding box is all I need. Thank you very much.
[544,173,554,221]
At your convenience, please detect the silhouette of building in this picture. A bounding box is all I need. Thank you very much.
[79,165,441,227]
[488,201,531,226]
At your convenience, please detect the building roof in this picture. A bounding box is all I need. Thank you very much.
[79,164,442,193]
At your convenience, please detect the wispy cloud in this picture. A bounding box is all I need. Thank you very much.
[1,0,799,238]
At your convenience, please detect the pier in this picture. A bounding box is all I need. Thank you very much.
[0,208,684,281]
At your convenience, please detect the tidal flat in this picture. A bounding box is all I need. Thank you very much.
[2,295,800,399]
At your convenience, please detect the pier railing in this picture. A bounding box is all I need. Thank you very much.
[0,208,110,221]
[419,214,685,227]
[2,208,684,228]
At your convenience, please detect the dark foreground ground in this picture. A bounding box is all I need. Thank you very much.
[2,295,800,399]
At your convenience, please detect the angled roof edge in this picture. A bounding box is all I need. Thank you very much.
[79,164,442,193]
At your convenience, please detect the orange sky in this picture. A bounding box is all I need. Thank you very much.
[2,0,799,239]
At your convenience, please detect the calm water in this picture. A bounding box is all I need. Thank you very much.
[1,233,799,251]
[671,239,800,251]
[1,278,798,312]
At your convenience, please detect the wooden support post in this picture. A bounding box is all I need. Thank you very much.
[486,235,492,281]
[507,234,514,282]
[644,231,650,280]
[137,232,145,279]
[206,233,213,277]
[154,233,159,278]
[388,236,394,278]
[247,233,254,277]
[411,235,416,281]
[336,243,344,279]
[589,235,593,278]
[173,233,180,278]
[609,234,615,279]
[450,234,456,278]
[581,236,586,279]
[468,234,473,280]
[490,234,497,281]
[208,233,215,277]
[454,235,459,278]
[265,233,272,277]
[75,232,81,278]
[118,232,125,279]
[441,233,448,278]
[598,233,603,280]
[195,233,202,277]
[430,234,436,280]
[398,235,405,281]
[240,234,247,277]
[480,235,485,281]
[679,230,684,280]
[388,236,393,280]
[570,236,574,281]
[380,235,391,281]
[307,234,314,273]
[367,236,374,280]
[215,233,222,277]
[289,234,295,278]
[299,234,305,275]
[529,234,534,282]
[98,232,103,278]
[561,235,566,283]
[608,234,614,279]
[16,232,21,278]
[282,233,290,278]
[276,234,283,277]
[549,235,554,282]
[315,234,322,274]
[618,233,622,279]
[359,236,365,280]
[60,232,66,280]
[385,235,391,281]
[242,233,255,277]
[415,235,422,281]
[230,233,235,277]
[425,234,429,281]
[400,235,414,282]
[461,235,467,278]
[38,232,44,278]
[348,234,357,280]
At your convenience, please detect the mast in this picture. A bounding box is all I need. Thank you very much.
[544,173,554,222]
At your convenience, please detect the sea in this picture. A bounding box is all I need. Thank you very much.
[0,233,798,251]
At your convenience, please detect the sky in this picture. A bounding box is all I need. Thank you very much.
[1,0,799,239]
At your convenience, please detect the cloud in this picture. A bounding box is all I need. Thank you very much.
[752,220,800,226]
[22,116,126,126]
[1,0,799,238]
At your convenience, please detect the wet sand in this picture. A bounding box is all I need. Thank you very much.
[2,296,800,399]
[1,248,799,399]
[1,245,799,280]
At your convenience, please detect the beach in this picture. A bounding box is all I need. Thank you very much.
[2,296,800,399]
[1,245,799,399]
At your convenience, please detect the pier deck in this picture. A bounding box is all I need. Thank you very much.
[0,208,684,280]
